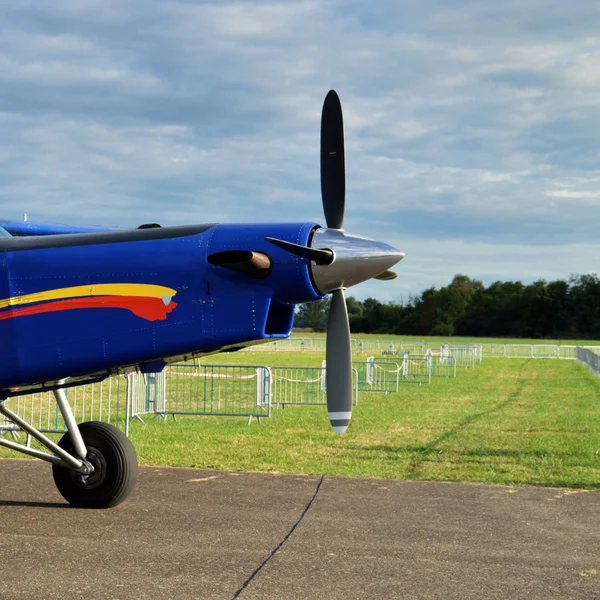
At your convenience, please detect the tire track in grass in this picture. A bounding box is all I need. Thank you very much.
[405,360,529,478]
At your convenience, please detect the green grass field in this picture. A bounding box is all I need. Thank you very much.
[124,351,600,489]
[2,343,599,489]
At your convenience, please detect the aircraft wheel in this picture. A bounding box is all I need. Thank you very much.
[52,421,138,509]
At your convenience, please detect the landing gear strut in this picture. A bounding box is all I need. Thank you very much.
[0,388,137,508]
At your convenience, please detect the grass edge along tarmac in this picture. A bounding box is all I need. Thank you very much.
[128,356,600,489]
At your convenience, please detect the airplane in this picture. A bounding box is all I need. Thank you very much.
[0,91,404,509]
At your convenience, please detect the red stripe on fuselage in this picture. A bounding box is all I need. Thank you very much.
[0,296,177,322]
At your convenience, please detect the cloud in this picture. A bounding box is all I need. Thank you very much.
[0,0,599,301]
[546,189,600,199]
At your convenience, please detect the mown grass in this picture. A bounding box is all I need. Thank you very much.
[127,353,600,488]
[2,349,599,489]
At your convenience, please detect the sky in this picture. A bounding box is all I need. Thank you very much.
[1,0,599,302]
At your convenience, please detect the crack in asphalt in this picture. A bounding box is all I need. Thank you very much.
[232,475,325,599]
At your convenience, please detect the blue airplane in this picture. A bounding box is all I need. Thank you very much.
[0,91,404,508]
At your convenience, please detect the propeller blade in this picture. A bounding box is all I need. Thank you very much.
[374,270,398,281]
[265,237,334,265]
[321,90,346,230]
[326,288,353,434]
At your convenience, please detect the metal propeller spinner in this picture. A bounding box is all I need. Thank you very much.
[268,90,405,433]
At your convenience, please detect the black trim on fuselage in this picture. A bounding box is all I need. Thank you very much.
[0,224,217,252]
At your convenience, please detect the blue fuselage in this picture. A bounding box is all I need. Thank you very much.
[0,222,322,392]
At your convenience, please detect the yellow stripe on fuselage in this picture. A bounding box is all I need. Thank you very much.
[0,283,177,309]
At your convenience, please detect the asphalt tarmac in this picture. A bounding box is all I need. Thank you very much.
[0,458,598,600]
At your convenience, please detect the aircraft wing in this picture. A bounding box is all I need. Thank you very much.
[0,220,115,236]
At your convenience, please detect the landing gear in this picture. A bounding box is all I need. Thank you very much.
[0,388,138,508]
[53,422,137,509]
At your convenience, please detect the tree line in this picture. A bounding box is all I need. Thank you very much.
[295,274,600,339]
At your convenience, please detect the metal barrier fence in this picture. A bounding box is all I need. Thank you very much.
[241,338,600,361]
[577,347,600,376]
[246,338,327,353]
[247,338,407,355]
[554,346,578,359]
[397,355,431,385]
[355,341,428,355]
[408,352,457,378]
[125,371,167,435]
[159,364,271,423]
[246,338,435,355]
[271,367,359,407]
[0,365,273,439]
[480,344,515,358]
[0,377,128,437]
[507,344,555,359]
[532,345,566,359]
[442,344,476,368]
[353,360,401,392]
[479,344,600,360]
[383,344,481,368]
[354,356,432,388]
[447,344,482,364]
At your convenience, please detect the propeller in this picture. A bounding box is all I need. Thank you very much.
[266,90,405,434]
[326,288,353,433]
[319,91,353,434]
[374,270,398,281]
[264,237,333,265]
[321,90,346,230]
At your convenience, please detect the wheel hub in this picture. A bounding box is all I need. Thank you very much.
[72,447,106,489]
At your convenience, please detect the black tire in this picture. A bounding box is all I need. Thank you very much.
[52,421,137,509]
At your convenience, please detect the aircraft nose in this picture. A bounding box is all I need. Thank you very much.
[309,228,405,294]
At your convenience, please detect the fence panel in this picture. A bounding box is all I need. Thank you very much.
[480,344,507,358]
[246,338,437,356]
[126,371,168,426]
[381,343,426,357]
[353,360,400,392]
[0,377,128,436]
[271,367,358,407]
[386,344,477,368]
[246,338,328,353]
[354,356,431,388]
[408,352,457,378]
[446,343,482,363]
[398,355,432,384]
[161,364,271,421]
[556,346,577,359]
[502,344,529,359]
[358,359,396,391]
[531,345,559,359]
[442,344,477,368]
[577,347,600,376]
[355,341,401,355]
[479,344,596,360]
